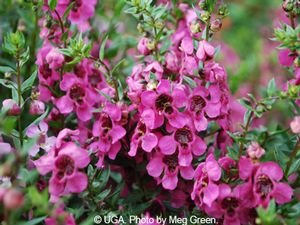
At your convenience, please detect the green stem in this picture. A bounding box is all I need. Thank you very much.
[16,50,23,147]
[238,111,254,159]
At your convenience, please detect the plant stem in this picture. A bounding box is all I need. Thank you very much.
[16,50,23,147]
[285,137,300,176]
[205,16,211,41]
[238,111,254,159]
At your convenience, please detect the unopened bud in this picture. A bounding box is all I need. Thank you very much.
[190,21,201,34]
[201,11,210,22]
[146,39,156,51]
[155,21,164,30]
[3,189,24,209]
[2,99,21,116]
[210,18,222,32]
[137,23,144,33]
[4,72,11,79]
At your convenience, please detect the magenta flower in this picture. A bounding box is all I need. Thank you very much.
[140,79,188,129]
[128,122,158,157]
[188,85,221,131]
[253,162,293,207]
[26,120,56,156]
[205,184,246,225]
[146,152,194,190]
[191,154,221,208]
[45,47,64,70]
[29,100,45,115]
[196,40,215,61]
[55,0,97,32]
[90,102,126,167]
[239,159,293,207]
[278,49,296,67]
[246,142,265,159]
[138,38,151,55]
[34,141,90,199]
[56,73,95,121]
[158,125,206,166]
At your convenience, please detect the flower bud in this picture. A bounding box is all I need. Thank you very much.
[2,99,21,116]
[4,72,11,79]
[146,39,156,51]
[137,23,144,33]
[218,5,228,16]
[290,116,300,134]
[201,11,210,22]
[3,189,24,209]
[247,142,265,159]
[210,18,222,32]
[190,21,201,34]
[29,100,45,115]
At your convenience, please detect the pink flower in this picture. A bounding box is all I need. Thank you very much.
[3,189,24,209]
[0,140,11,156]
[34,130,90,199]
[191,154,221,208]
[278,49,296,67]
[55,0,97,32]
[138,38,151,55]
[253,162,293,207]
[128,122,158,157]
[45,48,64,70]
[246,142,265,159]
[140,79,188,129]
[158,125,206,166]
[146,152,194,190]
[196,40,215,61]
[90,102,126,167]
[29,100,45,115]
[188,85,221,131]
[239,159,293,207]
[204,184,247,225]
[56,73,95,121]
[143,61,164,82]
[2,99,21,116]
[26,121,56,156]
[290,116,300,134]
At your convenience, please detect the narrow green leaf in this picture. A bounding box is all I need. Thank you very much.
[0,66,15,74]
[267,78,277,97]
[111,59,125,75]
[22,70,37,92]
[63,2,75,20]
[99,35,109,61]
[49,0,58,10]
[183,75,197,88]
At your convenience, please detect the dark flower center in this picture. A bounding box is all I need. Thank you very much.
[88,70,102,87]
[256,174,273,199]
[71,0,82,12]
[155,94,173,114]
[41,64,52,79]
[101,114,113,134]
[70,84,85,104]
[137,122,147,136]
[163,154,178,172]
[175,126,193,144]
[221,197,239,217]
[74,64,86,78]
[190,95,206,113]
[55,154,75,178]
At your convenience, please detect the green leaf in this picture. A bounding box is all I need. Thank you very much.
[17,217,47,225]
[95,188,111,201]
[0,66,15,74]
[112,59,125,75]
[267,78,277,97]
[117,80,124,100]
[288,158,300,176]
[22,70,37,92]
[49,0,58,10]
[63,2,75,20]
[99,35,109,61]
[0,78,17,89]
[183,75,197,88]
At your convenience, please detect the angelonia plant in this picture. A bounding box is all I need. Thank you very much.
[0,0,299,225]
